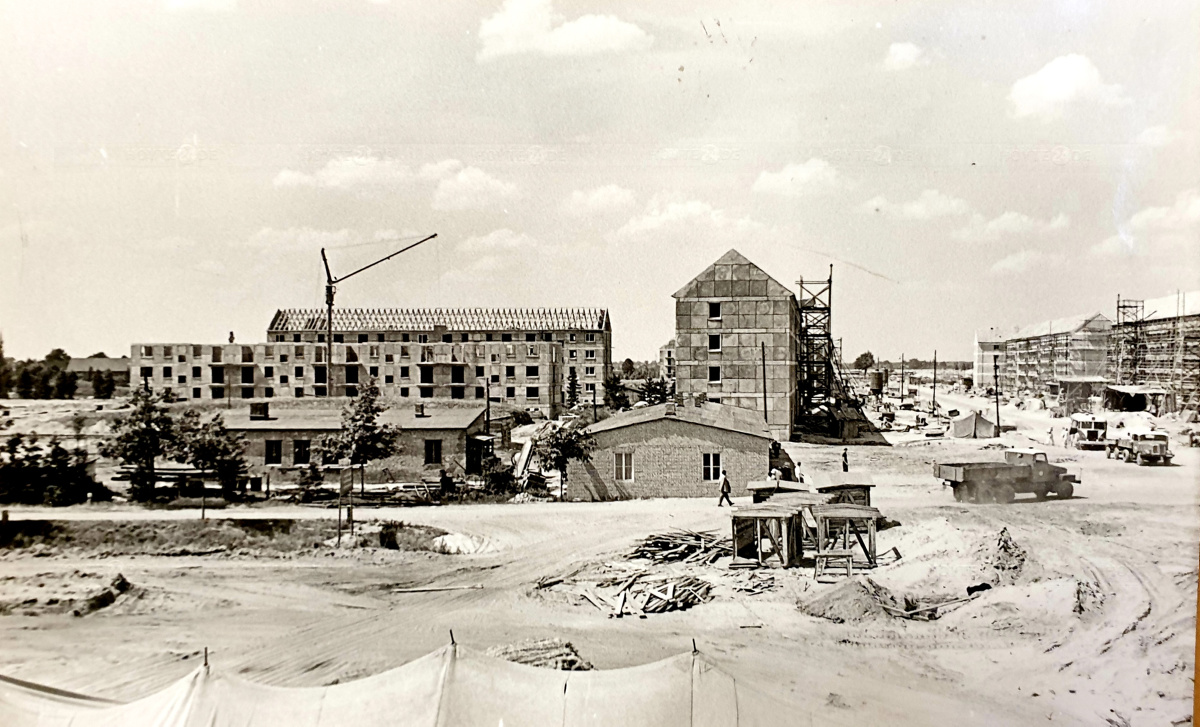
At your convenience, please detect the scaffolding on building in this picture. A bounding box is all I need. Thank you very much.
[1110,292,1200,414]
[1112,296,1145,387]
[795,266,858,436]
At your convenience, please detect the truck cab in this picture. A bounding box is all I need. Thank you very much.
[1068,414,1108,449]
[1109,431,1173,465]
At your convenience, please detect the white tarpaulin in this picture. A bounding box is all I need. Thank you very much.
[0,646,802,727]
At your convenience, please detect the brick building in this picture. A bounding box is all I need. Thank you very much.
[223,402,487,485]
[566,401,772,501]
[671,250,802,441]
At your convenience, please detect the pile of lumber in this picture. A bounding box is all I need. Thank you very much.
[732,572,776,595]
[576,573,713,617]
[485,638,593,671]
[628,529,732,565]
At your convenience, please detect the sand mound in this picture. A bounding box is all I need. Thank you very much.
[798,577,900,623]
[984,527,1029,585]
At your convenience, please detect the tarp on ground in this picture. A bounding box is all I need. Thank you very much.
[0,646,801,727]
[950,411,997,438]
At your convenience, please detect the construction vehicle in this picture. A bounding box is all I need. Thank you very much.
[934,448,1077,503]
[1107,430,1174,465]
[1067,413,1108,449]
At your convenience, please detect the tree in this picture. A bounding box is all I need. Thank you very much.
[0,433,107,506]
[99,388,176,501]
[533,424,595,497]
[565,368,580,407]
[632,361,660,380]
[172,409,247,496]
[853,351,876,373]
[0,335,11,399]
[33,367,54,399]
[318,378,399,468]
[621,358,635,377]
[639,378,672,405]
[16,367,35,399]
[94,370,117,399]
[88,352,109,359]
[44,349,70,372]
[53,370,78,399]
[603,373,630,410]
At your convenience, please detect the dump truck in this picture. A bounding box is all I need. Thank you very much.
[1067,413,1108,450]
[934,448,1077,503]
[1107,430,1174,465]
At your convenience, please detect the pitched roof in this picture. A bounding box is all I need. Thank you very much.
[268,308,609,333]
[672,249,796,300]
[65,357,130,374]
[1010,312,1110,340]
[223,404,485,432]
[586,401,773,440]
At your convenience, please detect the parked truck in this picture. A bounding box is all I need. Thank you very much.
[1067,413,1108,450]
[934,448,1077,503]
[1106,430,1174,465]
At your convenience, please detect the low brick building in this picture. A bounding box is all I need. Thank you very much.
[222,402,487,486]
[566,401,773,501]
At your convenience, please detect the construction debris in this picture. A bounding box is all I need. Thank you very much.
[732,572,777,595]
[485,638,593,671]
[628,529,732,565]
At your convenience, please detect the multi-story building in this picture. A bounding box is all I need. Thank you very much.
[658,338,677,380]
[265,307,611,402]
[972,328,1008,391]
[1000,313,1111,396]
[671,250,802,441]
[130,339,564,417]
[1110,290,1200,413]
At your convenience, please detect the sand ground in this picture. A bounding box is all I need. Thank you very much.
[1,399,1197,726]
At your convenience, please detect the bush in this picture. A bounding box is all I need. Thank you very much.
[512,410,534,426]
[0,434,110,506]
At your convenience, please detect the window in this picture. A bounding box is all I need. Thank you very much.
[485,333,494,341]
[345,366,359,384]
[418,334,428,344]
[585,350,596,360]
[377,334,385,342]
[475,386,485,399]
[314,366,327,384]
[419,386,433,398]
[213,386,225,399]
[400,346,410,359]
[460,333,469,342]
[420,367,433,384]
[709,397,721,404]
[211,367,225,384]
[177,354,186,363]
[475,365,485,377]
[490,353,500,363]
[585,366,595,377]
[192,366,201,379]
[569,350,577,360]
[708,302,721,319]
[400,387,409,397]
[451,387,465,399]
[401,333,410,342]
[241,387,254,399]
[526,386,539,399]
[385,375,394,384]
[505,366,515,379]
[264,346,273,360]
[346,386,358,397]
[241,367,254,384]
[424,439,442,465]
[708,366,721,382]
[295,387,304,397]
[528,346,537,356]
[505,386,515,398]
[192,345,202,358]
[702,453,721,480]
[293,334,301,343]
[400,366,410,378]
[163,345,173,357]
[439,333,450,343]
[368,345,379,359]
[242,346,254,363]
[280,375,289,384]
[505,344,515,358]
[264,387,274,398]
[212,346,223,363]
[265,366,274,378]
[265,440,283,465]
[586,333,596,343]
[490,374,500,383]
[295,347,304,360]
[708,334,722,352]
[526,365,539,377]
[345,347,358,363]
[525,333,536,342]
[192,388,201,399]
[501,333,512,342]
[314,385,326,397]
[569,333,576,342]
[451,367,465,384]
[584,383,596,393]
[140,366,153,378]
[615,452,633,481]
[385,353,394,363]
[569,366,576,376]
[334,334,344,343]
[294,366,304,379]
[315,348,325,363]
[177,375,186,384]
[358,334,368,343]
[163,366,172,378]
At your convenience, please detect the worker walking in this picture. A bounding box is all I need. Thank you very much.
[717,469,733,507]
[842,448,849,472]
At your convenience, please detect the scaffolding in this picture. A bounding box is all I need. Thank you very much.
[795,266,857,436]
[1110,293,1200,414]
[1112,296,1145,387]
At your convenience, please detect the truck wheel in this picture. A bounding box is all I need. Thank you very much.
[1105,447,1112,459]
[1057,482,1074,499]
[1034,484,1049,501]
[953,485,965,502]
[1136,453,1145,466]
[996,484,1016,504]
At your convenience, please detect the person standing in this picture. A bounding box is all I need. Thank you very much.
[841,448,849,473]
[717,469,733,507]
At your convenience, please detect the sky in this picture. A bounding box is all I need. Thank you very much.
[1,0,1198,363]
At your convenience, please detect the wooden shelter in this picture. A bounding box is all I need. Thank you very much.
[811,503,880,580]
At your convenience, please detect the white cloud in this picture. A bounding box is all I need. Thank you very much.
[458,228,536,254]
[753,159,844,197]
[860,189,970,220]
[614,195,764,239]
[563,184,635,216]
[882,42,927,71]
[1135,125,1182,147]
[477,0,652,62]
[1092,189,1200,257]
[418,159,465,181]
[431,166,519,210]
[1009,54,1131,121]
[990,249,1047,275]
[953,211,1069,242]
[272,156,414,189]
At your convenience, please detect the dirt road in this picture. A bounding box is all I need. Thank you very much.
[1,435,1196,726]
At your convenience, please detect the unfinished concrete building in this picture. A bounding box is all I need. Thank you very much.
[1109,291,1200,413]
[1000,313,1111,397]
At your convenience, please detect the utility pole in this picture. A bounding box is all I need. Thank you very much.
[993,353,1002,437]
[485,379,491,435]
[592,386,597,422]
[899,354,905,404]
[761,342,768,424]
[932,350,938,419]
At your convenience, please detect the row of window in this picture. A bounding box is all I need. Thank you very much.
[262,438,445,466]
[271,331,601,344]
[138,343,590,365]
[612,452,723,482]
[141,362,568,387]
[189,385,551,401]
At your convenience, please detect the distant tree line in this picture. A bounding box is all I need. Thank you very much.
[875,358,972,371]
[0,417,112,506]
[619,359,661,380]
[0,342,122,400]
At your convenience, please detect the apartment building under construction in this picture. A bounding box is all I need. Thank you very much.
[1110,291,1200,413]
[999,312,1111,397]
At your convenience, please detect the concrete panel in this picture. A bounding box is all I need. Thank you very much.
[698,280,715,297]
[749,280,767,297]
[749,266,768,280]
[757,300,773,316]
[713,280,731,297]
[714,264,732,281]
[731,280,749,297]
[732,264,751,281]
